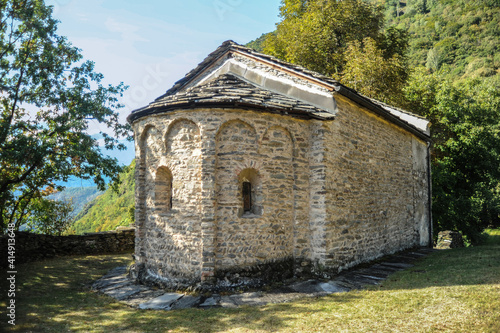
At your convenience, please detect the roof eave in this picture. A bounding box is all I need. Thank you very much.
[334,85,431,142]
[127,101,334,124]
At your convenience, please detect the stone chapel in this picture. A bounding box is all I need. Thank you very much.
[127,40,432,289]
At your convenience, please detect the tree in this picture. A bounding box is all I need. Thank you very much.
[342,36,408,106]
[0,0,129,234]
[263,0,410,105]
[425,48,442,72]
[264,0,385,76]
[25,196,74,236]
[405,70,500,243]
[431,77,500,243]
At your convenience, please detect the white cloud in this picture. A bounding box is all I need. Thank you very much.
[104,17,149,43]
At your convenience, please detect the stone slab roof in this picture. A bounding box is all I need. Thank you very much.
[128,73,335,122]
[160,40,340,98]
[128,40,430,141]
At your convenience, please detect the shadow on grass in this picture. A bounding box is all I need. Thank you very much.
[55,297,362,333]
[0,252,364,333]
[0,253,133,332]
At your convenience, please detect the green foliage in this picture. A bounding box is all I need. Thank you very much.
[68,160,135,234]
[394,0,500,240]
[380,0,500,78]
[245,32,271,52]
[24,197,73,235]
[405,71,500,243]
[425,48,441,72]
[343,37,408,106]
[0,0,130,234]
[263,0,410,104]
[259,0,500,244]
[263,0,386,77]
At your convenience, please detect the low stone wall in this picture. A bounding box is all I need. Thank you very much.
[0,227,135,268]
[435,230,465,249]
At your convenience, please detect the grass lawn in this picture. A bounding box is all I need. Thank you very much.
[1,229,499,332]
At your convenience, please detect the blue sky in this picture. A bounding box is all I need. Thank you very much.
[46,0,281,133]
[44,0,281,173]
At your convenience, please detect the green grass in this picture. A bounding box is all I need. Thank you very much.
[1,229,499,332]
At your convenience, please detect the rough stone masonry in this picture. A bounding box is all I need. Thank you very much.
[127,41,432,290]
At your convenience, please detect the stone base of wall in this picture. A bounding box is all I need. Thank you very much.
[0,227,135,268]
[132,257,296,293]
[212,257,295,292]
[131,263,200,292]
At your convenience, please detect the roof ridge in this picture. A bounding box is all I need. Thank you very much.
[231,42,339,85]
[129,40,430,141]
[158,40,340,100]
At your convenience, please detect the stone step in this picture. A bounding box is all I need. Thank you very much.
[91,246,434,310]
[138,293,184,310]
[105,284,149,301]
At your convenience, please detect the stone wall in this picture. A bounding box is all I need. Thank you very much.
[320,95,431,274]
[436,230,464,249]
[0,228,135,268]
[133,109,312,287]
[137,119,203,283]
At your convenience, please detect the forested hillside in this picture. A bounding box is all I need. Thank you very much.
[382,0,500,78]
[378,0,500,241]
[249,0,500,81]
[67,160,135,234]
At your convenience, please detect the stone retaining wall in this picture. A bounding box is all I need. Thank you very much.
[0,227,135,268]
[435,230,464,249]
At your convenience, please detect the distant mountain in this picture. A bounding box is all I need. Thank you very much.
[67,160,136,234]
[50,187,102,217]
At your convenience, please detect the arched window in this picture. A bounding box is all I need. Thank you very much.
[238,168,261,217]
[156,167,173,212]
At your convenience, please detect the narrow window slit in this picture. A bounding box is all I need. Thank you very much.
[169,180,173,210]
[242,181,252,212]
[156,167,173,212]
